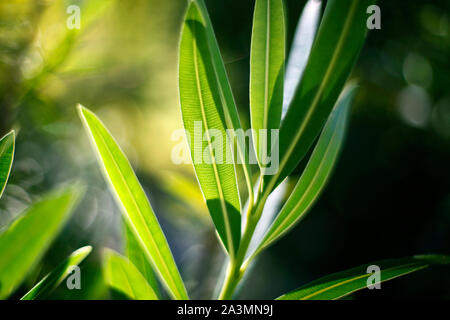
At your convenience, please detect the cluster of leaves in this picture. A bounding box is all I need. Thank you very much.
[0,131,91,300]
[76,0,450,300]
[1,0,448,301]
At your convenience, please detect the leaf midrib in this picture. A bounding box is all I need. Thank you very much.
[192,21,235,257]
[201,6,252,197]
[262,0,271,161]
[299,263,427,300]
[89,119,182,298]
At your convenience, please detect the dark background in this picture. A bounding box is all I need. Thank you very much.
[0,0,449,299]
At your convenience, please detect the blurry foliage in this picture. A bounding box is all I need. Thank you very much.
[0,0,449,299]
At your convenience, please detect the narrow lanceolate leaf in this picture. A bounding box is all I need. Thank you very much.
[21,246,92,300]
[277,255,450,300]
[0,185,83,299]
[124,221,160,297]
[195,0,253,201]
[256,85,357,254]
[78,105,188,300]
[282,0,322,117]
[250,0,285,170]
[179,2,241,257]
[265,0,376,191]
[103,249,158,300]
[0,131,15,199]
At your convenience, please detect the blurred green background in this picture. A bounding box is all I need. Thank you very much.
[0,0,449,299]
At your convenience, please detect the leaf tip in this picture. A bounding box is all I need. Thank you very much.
[1,130,15,146]
[184,0,203,21]
[75,245,93,257]
[101,247,115,260]
[76,103,89,119]
[5,130,15,140]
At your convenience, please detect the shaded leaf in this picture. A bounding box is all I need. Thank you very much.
[21,246,92,300]
[247,180,289,258]
[0,185,83,298]
[78,105,188,300]
[278,255,450,300]
[283,0,322,116]
[264,0,375,190]
[256,84,357,254]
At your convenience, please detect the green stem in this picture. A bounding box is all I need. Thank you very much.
[218,215,256,299]
[218,179,272,299]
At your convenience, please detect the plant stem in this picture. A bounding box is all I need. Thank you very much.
[218,215,256,299]
[218,179,272,299]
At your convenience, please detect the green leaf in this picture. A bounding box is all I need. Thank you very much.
[277,255,450,300]
[283,0,322,115]
[0,184,83,299]
[0,130,15,199]
[194,0,254,202]
[265,0,376,191]
[256,84,357,254]
[124,221,160,297]
[78,105,188,300]
[21,246,92,300]
[103,249,158,300]
[250,0,285,170]
[179,2,241,257]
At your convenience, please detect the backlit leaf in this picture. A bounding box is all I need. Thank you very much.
[250,0,285,170]
[103,249,158,300]
[124,221,160,297]
[195,0,254,201]
[277,255,450,300]
[78,105,188,300]
[179,2,241,257]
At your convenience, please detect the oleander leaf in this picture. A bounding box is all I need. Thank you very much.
[179,2,241,257]
[264,0,376,191]
[250,0,285,170]
[195,0,254,200]
[103,249,158,300]
[21,246,92,300]
[78,105,188,300]
[277,255,450,300]
[0,184,83,299]
[283,0,322,116]
[0,130,15,199]
[124,221,160,297]
[256,84,357,254]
